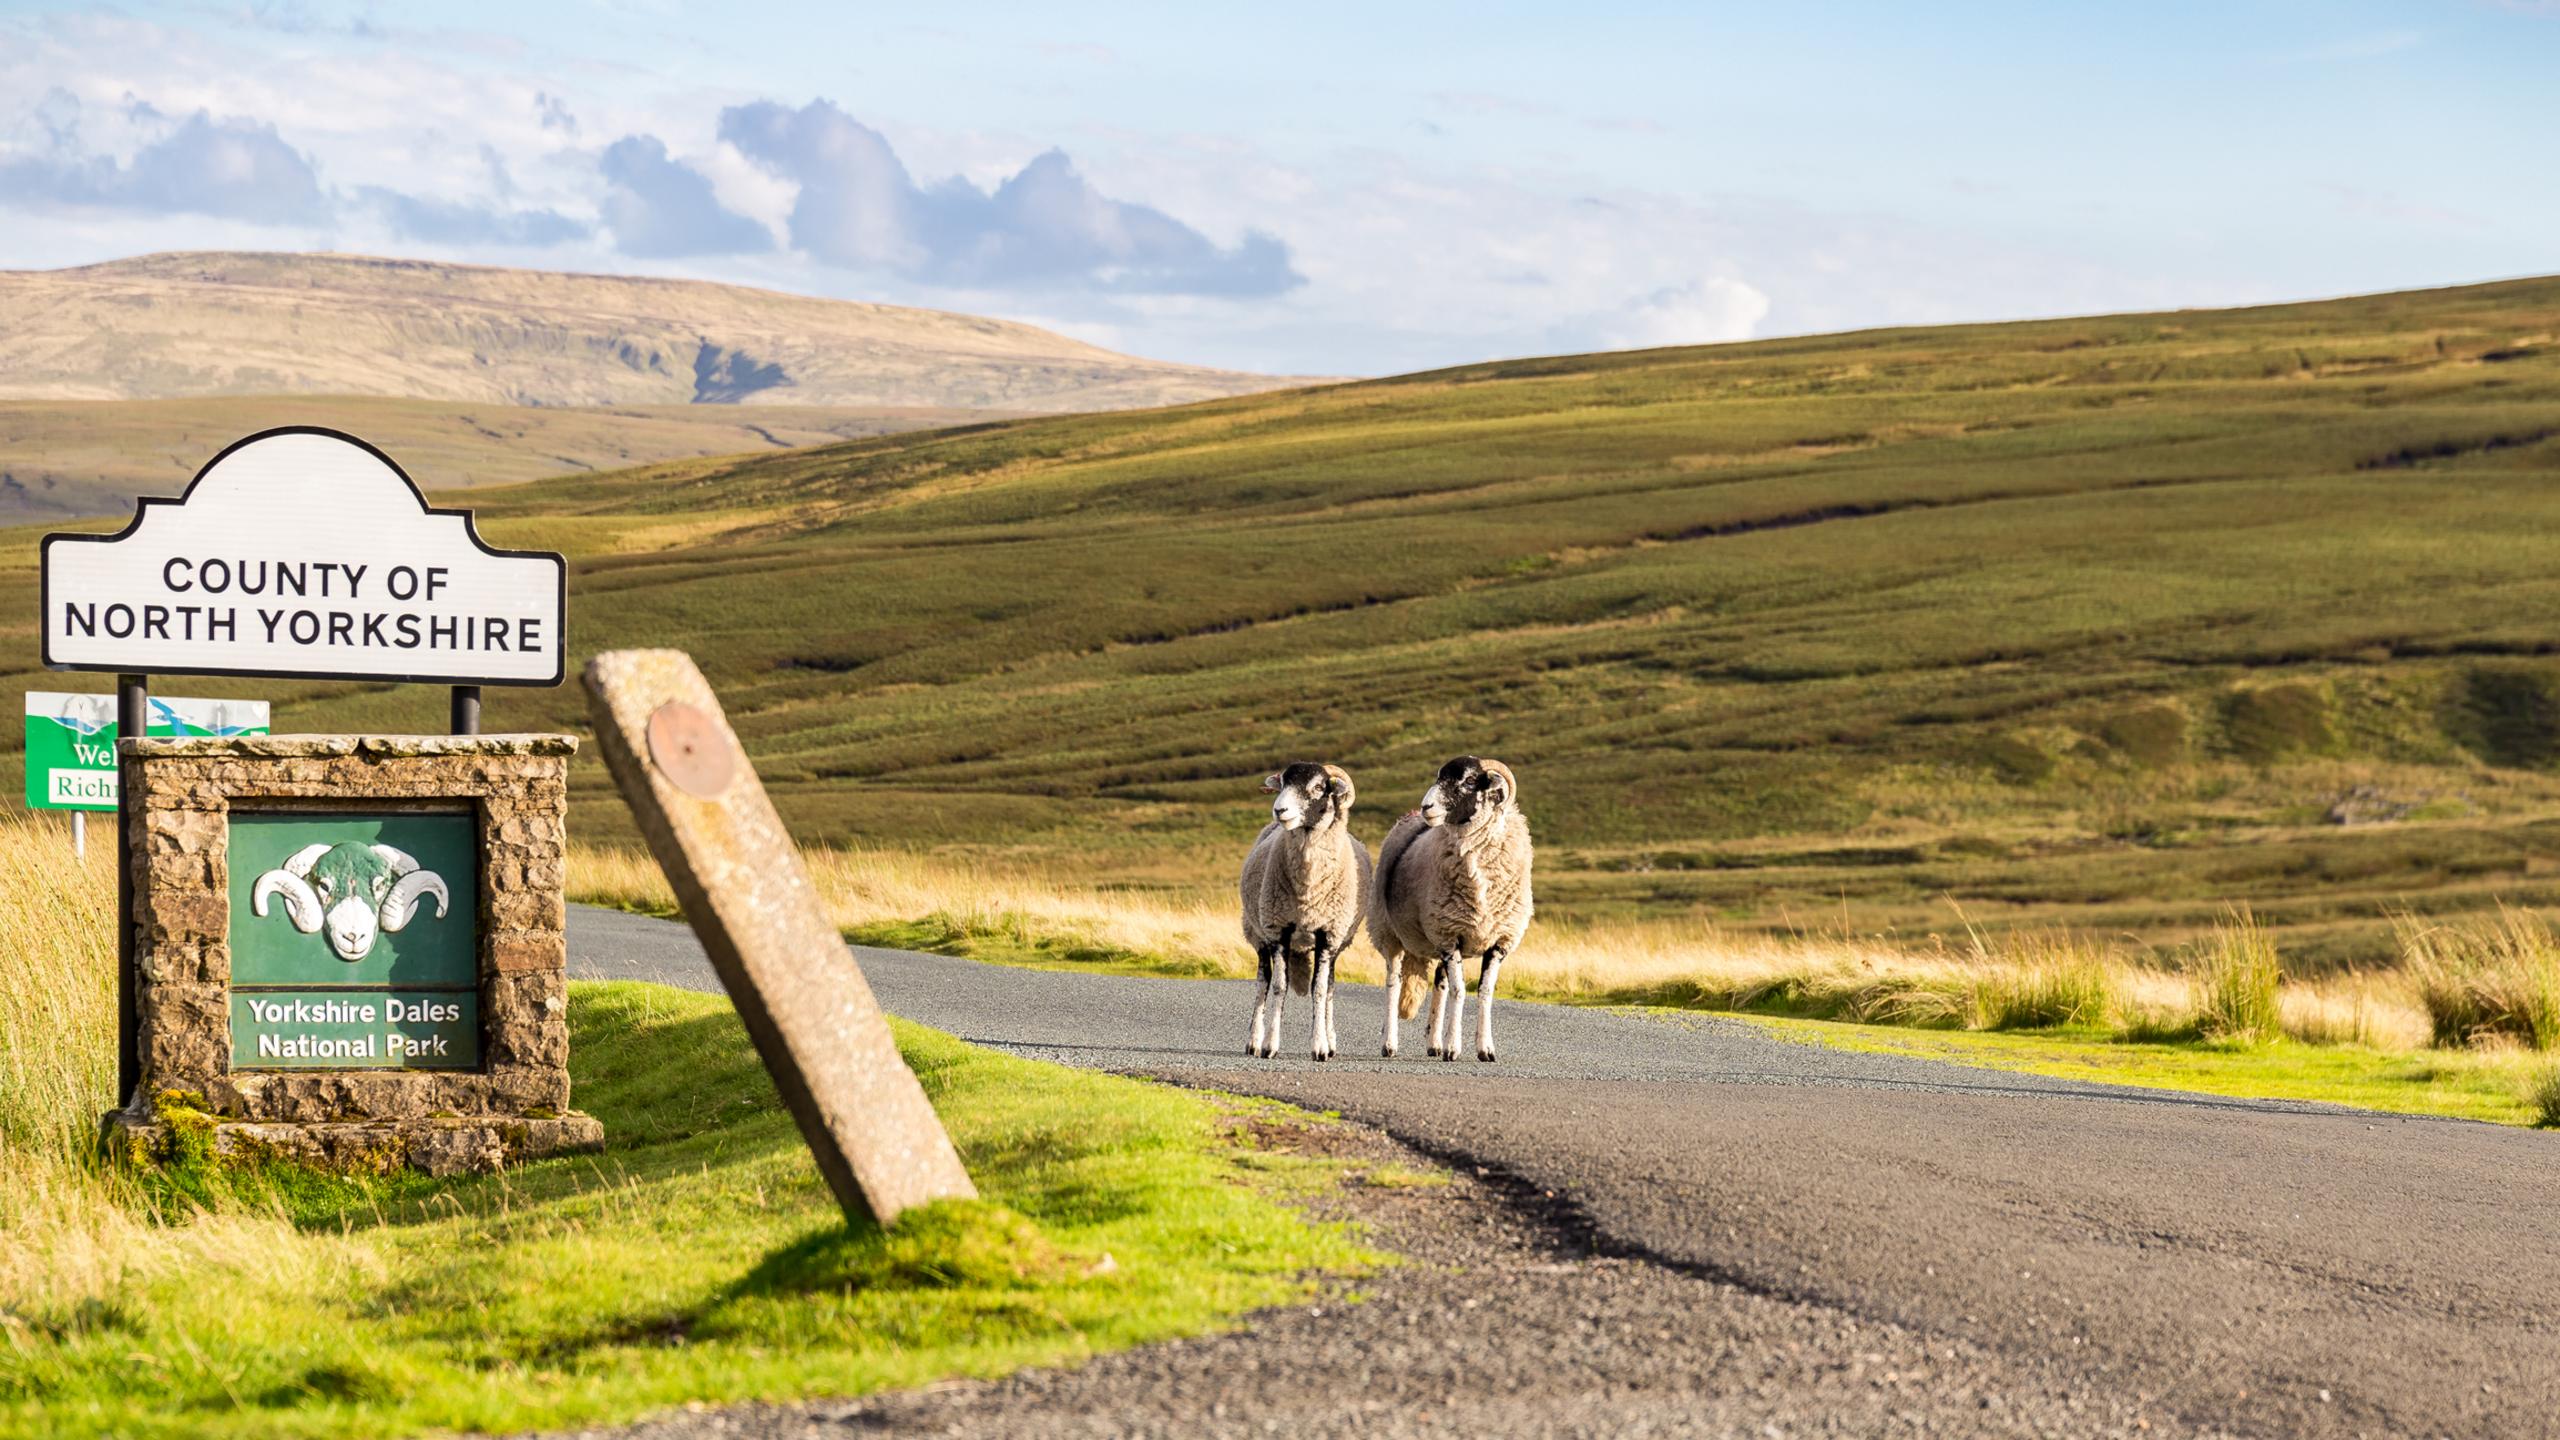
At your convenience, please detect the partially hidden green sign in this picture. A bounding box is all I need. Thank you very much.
[227,811,479,1070]
[23,690,269,811]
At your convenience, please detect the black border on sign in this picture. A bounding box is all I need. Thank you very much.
[40,425,568,688]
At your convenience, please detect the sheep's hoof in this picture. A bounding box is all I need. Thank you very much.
[1477,1048,1498,1063]
[1312,1050,1328,1063]
[1381,1045,1398,1059]
[1440,1048,1458,1062]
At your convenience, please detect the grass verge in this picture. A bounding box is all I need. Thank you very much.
[1730,1013,2549,1127]
[5,964,1372,1439]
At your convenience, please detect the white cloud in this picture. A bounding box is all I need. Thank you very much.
[712,99,1302,296]
[1591,278,1773,351]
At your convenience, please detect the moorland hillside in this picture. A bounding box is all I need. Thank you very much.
[12,275,2560,962]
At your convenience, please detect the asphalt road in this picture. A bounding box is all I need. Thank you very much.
[566,904,2560,1438]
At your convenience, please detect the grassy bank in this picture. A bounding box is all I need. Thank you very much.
[570,840,2560,1129]
[0,824,1374,1439]
[1735,1016,2550,1127]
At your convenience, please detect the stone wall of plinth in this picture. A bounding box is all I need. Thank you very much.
[107,734,602,1175]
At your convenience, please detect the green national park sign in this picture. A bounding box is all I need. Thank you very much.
[227,810,479,1070]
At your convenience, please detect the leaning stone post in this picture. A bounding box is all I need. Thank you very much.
[583,648,976,1226]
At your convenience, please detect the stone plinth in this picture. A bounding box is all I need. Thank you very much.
[105,734,602,1173]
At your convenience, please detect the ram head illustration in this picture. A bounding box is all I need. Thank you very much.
[250,842,451,963]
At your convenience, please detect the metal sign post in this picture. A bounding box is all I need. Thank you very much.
[116,673,143,1111]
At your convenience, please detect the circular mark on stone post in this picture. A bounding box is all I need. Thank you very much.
[646,702,736,799]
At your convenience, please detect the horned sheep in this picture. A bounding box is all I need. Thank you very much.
[1239,762,1371,1060]
[1368,755,1534,1062]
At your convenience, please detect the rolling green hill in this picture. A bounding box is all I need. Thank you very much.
[10,276,2560,965]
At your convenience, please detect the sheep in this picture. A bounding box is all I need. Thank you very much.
[1240,762,1371,1060]
[1367,756,1533,1062]
[251,841,451,963]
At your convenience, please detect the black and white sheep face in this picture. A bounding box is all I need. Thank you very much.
[250,841,451,963]
[1262,761,1354,832]
[1421,755,1517,828]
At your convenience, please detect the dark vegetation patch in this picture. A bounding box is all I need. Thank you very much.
[2448,663,2560,769]
[2221,684,2336,763]
[2356,426,2558,470]
[2096,705,2189,767]
[1979,734,2057,784]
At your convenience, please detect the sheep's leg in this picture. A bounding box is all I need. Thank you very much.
[1310,931,1336,1061]
[1258,924,1294,1058]
[1433,953,1454,1055]
[1381,949,1404,1058]
[1423,953,1464,1055]
[1324,932,1343,1060]
[1439,949,1467,1063]
[1248,941,1278,1057]
[1261,969,1285,1059]
[1475,944,1508,1063]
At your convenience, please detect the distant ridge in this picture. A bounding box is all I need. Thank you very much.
[0,251,1314,412]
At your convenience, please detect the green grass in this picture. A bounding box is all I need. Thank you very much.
[844,913,1232,979]
[10,279,2560,963]
[2528,1062,2560,1128]
[1732,1012,2546,1127]
[0,981,1374,1440]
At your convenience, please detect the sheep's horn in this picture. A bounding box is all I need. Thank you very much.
[280,842,333,877]
[251,870,325,933]
[380,870,450,933]
[370,843,422,875]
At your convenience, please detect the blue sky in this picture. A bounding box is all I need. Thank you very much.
[1,1,2552,375]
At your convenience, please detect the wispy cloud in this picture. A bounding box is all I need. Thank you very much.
[2280,29,2423,63]
[1427,91,1665,135]
[355,186,586,247]
[597,134,771,257]
[0,92,326,222]
[710,99,1302,296]
[2317,182,2483,230]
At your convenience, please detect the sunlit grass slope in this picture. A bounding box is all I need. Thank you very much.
[10,278,2560,961]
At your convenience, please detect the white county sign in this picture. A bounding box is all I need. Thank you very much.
[42,428,565,686]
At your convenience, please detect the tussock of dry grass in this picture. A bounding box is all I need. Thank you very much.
[2196,912,2284,1043]
[569,844,2438,1050]
[0,818,331,1323]
[2399,906,2560,1050]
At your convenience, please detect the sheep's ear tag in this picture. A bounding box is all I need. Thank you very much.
[646,701,736,800]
